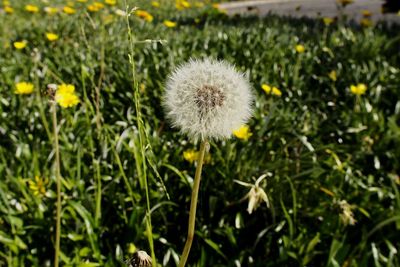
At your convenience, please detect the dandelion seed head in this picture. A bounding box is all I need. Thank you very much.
[164,58,253,140]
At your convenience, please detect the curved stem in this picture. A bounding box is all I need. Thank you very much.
[51,102,61,267]
[179,140,208,267]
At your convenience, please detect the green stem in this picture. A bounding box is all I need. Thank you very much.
[179,140,208,267]
[51,102,62,267]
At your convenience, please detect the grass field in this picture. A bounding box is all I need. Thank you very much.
[0,0,400,266]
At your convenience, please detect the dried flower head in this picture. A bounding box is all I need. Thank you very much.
[124,250,152,267]
[164,58,253,140]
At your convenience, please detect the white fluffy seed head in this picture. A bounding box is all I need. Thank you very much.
[164,58,253,140]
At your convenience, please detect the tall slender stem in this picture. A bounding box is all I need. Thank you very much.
[179,140,208,267]
[51,102,62,267]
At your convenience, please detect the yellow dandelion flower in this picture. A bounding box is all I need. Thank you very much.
[262,84,282,96]
[336,0,353,7]
[25,4,39,13]
[55,84,80,108]
[15,82,34,94]
[195,2,204,8]
[233,125,252,141]
[28,176,48,196]
[163,20,177,28]
[87,4,100,12]
[3,0,10,5]
[212,3,219,9]
[322,17,334,26]
[44,7,58,14]
[350,83,367,95]
[328,70,337,81]
[13,41,27,50]
[135,10,153,22]
[361,9,372,17]
[93,2,104,9]
[183,149,198,163]
[76,0,87,2]
[63,6,76,14]
[4,5,14,13]
[360,18,373,27]
[105,0,116,5]
[295,44,305,53]
[46,32,59,41]
[176,0,190,10]
[151,1,160,8]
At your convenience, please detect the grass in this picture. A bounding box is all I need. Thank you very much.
[0,0,400,266]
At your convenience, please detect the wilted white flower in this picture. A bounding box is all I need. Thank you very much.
[124,250,152,267]
[338,200,356,226]
[164,58,253,140]
[235,174,270,214]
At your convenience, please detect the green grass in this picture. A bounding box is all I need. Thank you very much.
[0,0,400,266]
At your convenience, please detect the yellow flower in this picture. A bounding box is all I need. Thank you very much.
[233,125,252,141]
[76,0,87,2]
[350,83,367,95]
[15,82,34,94]
[88,4,100,12]
[361,9,372,17]
[163,20,177,28]
[13,41,27,49]
[262,84,282,96]
[322,17,334,26]
[360,18,373,27]
[93,2,105,9]
[151,1,160,8]
[46,32,59,41]
[28,176,48,196]
[105,0,116,5]
[3,0,10,5]
[176,0,190,10]
[4,6,14,13]
[63,6,76,14]
[135,10,153,22]
[55,84,80,108]
[25,4,39,13]
[44,7,59,14]
[328,70,337,81]
[183,149,198,163]
[336,0,353,7]
[195,2,204,8]
[295,44,305,53]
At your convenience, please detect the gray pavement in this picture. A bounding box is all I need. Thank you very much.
[218,0,400,24]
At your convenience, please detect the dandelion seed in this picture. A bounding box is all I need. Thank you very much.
[350,83,367,95]
[63,6,76,14]
[13,41,27,50]
[295,44,305,53]
[164,58,253,140]
[135,10,153,22]
[163,20,177,28]
[46,33,59,41]
[15,82,34,94]
[233,125,252,141]
[25,4,39,13]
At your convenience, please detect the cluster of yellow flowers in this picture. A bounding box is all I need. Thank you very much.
[14,82,80,108]
[28,176,48,197]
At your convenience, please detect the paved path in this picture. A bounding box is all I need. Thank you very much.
[218,0,400,24]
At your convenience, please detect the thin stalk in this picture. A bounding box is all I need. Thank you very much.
[124,2,156,265]
[179,140,209,267]
[51,101,62,267]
